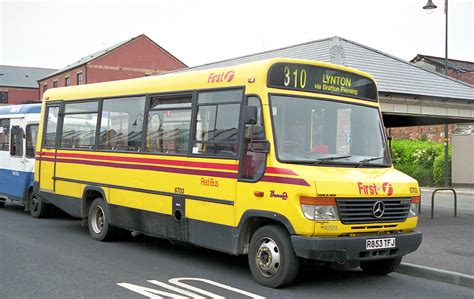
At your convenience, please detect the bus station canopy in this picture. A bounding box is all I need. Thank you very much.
[188,36,474,127]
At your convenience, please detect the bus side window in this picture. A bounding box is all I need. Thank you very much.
[61,101,99,149]
[26,124,39,158]
[145,95,192,154]
[193,89,243,156]
[10,126,23,157]
[0,118,10,151]
[99,96,146,151]
[240,97,266,180]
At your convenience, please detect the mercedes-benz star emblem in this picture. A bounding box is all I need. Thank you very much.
[372,201,385,218]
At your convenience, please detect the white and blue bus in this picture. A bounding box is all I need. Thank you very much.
[0,104,41,210]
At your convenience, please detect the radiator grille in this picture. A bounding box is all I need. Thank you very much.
[336,198,411,224]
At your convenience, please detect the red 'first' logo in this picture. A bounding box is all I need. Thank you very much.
[382,182,394,196]
[208,71,235,83]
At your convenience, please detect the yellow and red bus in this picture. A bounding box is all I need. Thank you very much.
[33,58,422,287]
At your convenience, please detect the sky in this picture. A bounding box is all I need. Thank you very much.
[0,0,473,70]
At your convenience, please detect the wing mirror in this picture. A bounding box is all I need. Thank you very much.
[243,106,257,125]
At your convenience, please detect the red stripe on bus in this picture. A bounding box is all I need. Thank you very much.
[37,157,309,187]
[265,167,298,175]
[37,152,298,176]
[261,175,310,187]
[40,152,238,171]
[39,157,238,179]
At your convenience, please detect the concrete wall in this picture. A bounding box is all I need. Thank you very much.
[452,133,474,186]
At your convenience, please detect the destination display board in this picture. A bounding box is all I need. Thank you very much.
[268,63,378,101]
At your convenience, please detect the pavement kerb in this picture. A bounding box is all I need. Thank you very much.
[396,262,474,288]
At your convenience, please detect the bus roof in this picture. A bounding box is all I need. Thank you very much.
[0,103,41,115]
[43,58,377,101]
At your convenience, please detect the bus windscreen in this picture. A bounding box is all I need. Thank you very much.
[268,63,378,101]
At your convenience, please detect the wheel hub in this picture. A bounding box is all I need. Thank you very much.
[31,197,39,212]
[91,206,105,234]
[256,238,280,277]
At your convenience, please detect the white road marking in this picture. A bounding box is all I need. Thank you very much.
[148,280,206,299]
[117,283,188,299]
[117,277,265,299]
[169,278,265,299]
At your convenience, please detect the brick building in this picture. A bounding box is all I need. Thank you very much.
[0,65,57,105]
[411,54,474,85]
[389,55,474,142]
[38,34,187,98]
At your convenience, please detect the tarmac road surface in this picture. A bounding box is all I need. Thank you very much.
[0,202,472,298]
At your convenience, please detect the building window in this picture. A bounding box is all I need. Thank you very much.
[53,81,58,88]
[77,73,83,85]
[65,77,71,86]
[0,91,7,103]
[43,84,48,92]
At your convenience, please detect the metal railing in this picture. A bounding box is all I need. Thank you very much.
[430,188,457,219]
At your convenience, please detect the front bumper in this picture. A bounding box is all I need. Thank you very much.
[291,231,422,262]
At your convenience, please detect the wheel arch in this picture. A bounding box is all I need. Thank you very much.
[235,210,296,255]
[81,186,106,219]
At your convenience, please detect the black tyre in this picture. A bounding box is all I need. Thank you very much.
[248,225,300,288]
[88,198,116,241]
[30,193,51,218]
[0,199,5,208]
[360,257,402,275]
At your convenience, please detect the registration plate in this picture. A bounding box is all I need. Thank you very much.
[366,238,396,250]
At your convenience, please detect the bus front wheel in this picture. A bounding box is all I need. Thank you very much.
[248,225,300,288]
[88,198,116,241]
[0,199,5,208]
[360,257,402,275]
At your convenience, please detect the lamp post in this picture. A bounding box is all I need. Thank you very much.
[423,0,450,187]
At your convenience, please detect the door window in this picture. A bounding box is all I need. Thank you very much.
[44,106,59,148]
[240,97,266,180]
[10,126,23,157]
[0,119,10,151]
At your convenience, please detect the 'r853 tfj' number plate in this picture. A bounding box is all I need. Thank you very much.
[366,238,396,250]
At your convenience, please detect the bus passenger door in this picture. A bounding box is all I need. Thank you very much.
[38,105,60,193]
[6,123,27,201]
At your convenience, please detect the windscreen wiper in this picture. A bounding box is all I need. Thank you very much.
[312,155,351,165]
[356,156,384,168]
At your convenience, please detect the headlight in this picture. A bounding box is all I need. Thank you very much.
[300,197,339,221]
[408,196,420,217]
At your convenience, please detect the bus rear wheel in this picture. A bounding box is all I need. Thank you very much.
[248,225,300,288]
[360,257,402,275]
[88,198,116,241]
[30,193,50,218]
[0,199,5,208]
